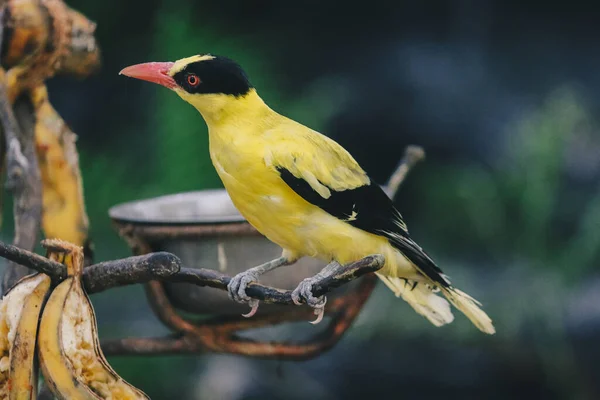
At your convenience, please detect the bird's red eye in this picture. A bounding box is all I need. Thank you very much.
[187,74,200,87]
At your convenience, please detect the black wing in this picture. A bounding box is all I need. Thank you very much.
[277,167,450,288]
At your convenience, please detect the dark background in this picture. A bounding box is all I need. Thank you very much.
[2,1,600,399]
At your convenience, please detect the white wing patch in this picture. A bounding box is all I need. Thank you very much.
[343,204,358,222]
[346,210,358,221]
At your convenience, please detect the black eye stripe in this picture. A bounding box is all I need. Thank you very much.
[172,55,252,97]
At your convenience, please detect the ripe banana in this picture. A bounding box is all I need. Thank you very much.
[38,239,148,400]
[0,273,52,399]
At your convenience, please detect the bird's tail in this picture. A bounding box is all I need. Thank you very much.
[376,274,495,334]
[376,274,454,327]
[439,286,495,334]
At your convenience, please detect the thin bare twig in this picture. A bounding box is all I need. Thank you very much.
[170,254,384,305]
[384,144,425,199]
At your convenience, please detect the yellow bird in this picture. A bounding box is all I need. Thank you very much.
[120,54,495,334]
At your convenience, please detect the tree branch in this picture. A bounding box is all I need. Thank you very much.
[0,240,66,280]
[83,253,182,294]
[0,240,383,304]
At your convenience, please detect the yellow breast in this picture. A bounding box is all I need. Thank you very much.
[207,127,300,250]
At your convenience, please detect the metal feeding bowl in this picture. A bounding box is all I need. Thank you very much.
[109,189,358,316]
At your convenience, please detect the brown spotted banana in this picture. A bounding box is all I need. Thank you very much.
[0,272,52,399]
[38,239,148,400]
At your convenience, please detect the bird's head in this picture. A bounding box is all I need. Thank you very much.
[120,54,256,120]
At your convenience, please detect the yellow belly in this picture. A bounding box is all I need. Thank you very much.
[212,154,416,279]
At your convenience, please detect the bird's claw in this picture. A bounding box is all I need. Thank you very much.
[241,298,260,318]
[227,270,261,317]
[291,277,327,324]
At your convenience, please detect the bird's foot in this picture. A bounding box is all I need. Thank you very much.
[227,270,261,318]
[291,277,328,325]
[226,256,290,318]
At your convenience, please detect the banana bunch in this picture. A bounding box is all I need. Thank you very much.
[0,239,149,399]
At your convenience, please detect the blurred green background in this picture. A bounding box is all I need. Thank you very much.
[2,0,600,399]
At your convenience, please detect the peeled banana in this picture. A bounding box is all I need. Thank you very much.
[0,273,51,399]
[33,86,91,255]
[38,239,148,400]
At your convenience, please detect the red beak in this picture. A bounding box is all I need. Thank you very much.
[119,62,176,89]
